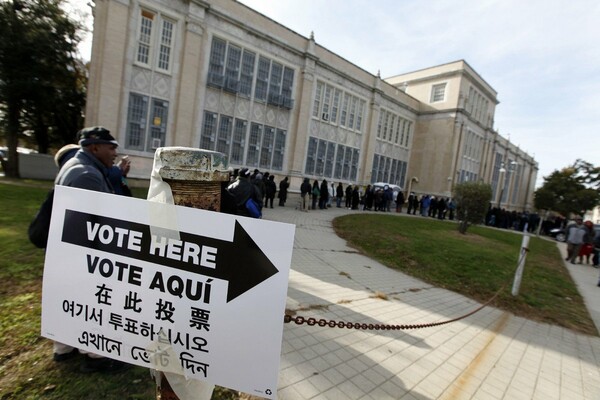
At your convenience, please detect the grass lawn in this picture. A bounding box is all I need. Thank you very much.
[333,213,597,335]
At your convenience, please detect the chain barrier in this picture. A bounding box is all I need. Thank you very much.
[284,247,528,331]
[283,294,496,331]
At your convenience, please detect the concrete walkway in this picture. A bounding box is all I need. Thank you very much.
[261,202,600,400]
[559,245,600,333]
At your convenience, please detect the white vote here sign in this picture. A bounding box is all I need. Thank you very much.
[41,185,295,399]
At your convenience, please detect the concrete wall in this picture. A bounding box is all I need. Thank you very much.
[19,153,58,180]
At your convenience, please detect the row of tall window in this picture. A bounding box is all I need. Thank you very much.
[125,93,169,152]
[458,170,478,184]
[136,9,175,73]
[463,129,483,161]
[305,137,359,182]
[467,86,490,126]
[207,37,295,109]
[458,129,483,184]
[312,81,366,132]
[371,154,407,189]
[376,109,413,147]
[200,111,286,171]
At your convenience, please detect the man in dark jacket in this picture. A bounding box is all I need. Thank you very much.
[53,126,127,373]
[265,175,277,208]
[278,177,289,206]
[55,127,118,192]
[300,178,311,212]
[383,185,393,212]
[336,183,344,208]
[319,179,329,209]
[345,184,353,208]
[396,191,405,213]
[226,168,263,217]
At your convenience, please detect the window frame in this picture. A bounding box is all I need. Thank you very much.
[135,8,176,73]
[125,92,170,153]
[430,82,447,103]
[200,111,218,151]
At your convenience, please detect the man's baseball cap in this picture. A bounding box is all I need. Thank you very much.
[78,126,119,147]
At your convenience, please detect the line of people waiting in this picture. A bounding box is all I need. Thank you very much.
[295,179,458,221]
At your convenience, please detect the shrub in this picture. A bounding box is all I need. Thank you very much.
[454,181,492,233]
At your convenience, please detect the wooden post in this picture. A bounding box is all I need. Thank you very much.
[151,147,230,400]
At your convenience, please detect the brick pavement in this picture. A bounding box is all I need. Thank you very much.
[261,200,600,400]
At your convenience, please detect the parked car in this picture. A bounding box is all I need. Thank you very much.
[548,227,567,242]
[549,224,600,242]
[0,146,38,162]
[372,182,403,202]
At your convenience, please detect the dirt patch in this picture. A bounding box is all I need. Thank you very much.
[371,291,389,300]
[447,230,490,244]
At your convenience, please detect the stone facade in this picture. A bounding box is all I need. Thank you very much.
[386,60,537,210]
[85,0,537,210]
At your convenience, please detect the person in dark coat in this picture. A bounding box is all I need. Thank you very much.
[364,185,373,211]
[278,177,289,206]
[226,167,263,217]
[300,177,311,211]
[53,127,129,372]
[383,186,393,212]
[373,188,385,211]
[345,184,353,208]
[311,180,320,210]
[351,186,360,210]
[335,182,344,208]
[437,197,447,219]
[396,191,405,213]
[319,179,329,209]
[429,196,438,218]
[413,194,421,215]
[265,175,277,208]
[407,192,415,214]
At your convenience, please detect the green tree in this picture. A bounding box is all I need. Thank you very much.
[0,0,85,177]
[534,160,600,217]
[573,159,600,190]
[453,181,493,234]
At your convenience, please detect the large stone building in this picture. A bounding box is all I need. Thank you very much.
[86,0,537,210]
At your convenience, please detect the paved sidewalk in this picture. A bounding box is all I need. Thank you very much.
[261,203,600,400]
[559,244,600,333]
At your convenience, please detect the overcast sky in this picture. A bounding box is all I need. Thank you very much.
[68,0,600,187]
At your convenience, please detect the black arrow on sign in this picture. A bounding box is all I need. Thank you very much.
[61,210,279,302]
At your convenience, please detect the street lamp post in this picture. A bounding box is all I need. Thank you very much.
[506,161,518,208]
[497,164,506,208]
